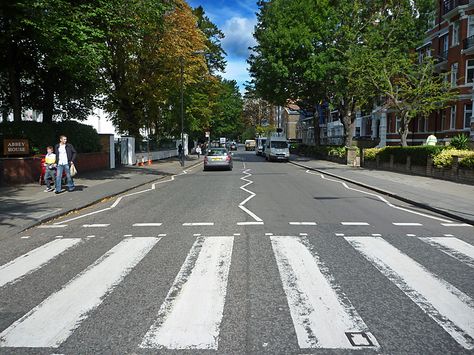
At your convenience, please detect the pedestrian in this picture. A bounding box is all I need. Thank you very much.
[178,144,183,160]
[54,135,77,194]
[196,144,202,159]
[43,146,56,192]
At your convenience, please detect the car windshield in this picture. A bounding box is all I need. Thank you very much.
[271,141,288,149]
[207,149,227,156]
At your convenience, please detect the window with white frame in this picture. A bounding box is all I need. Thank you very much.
[395,116,401,133]
[442,34,449,53]
[450,105,456,130]
[452,22,460,46]
[466,59,474,84]
[418,117,426,132]
[451,62,458,86]
[464,103,472,129]
[469,15,474,38]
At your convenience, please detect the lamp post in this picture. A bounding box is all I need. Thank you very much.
[179,50,206,167]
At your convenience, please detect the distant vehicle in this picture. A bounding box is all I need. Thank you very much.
[245,139,256,151]
[203,147,233,171]
[228,141,237,151]
[256,137,267,156]
[265,135,289,162]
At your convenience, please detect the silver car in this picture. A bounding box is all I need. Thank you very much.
[203,148,233,171]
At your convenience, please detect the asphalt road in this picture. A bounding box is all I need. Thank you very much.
[0,148,473,354]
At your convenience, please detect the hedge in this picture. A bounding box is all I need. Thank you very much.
[373,145,445,165]
[0,121,102,155]
[433,149,474,168]
[293,144,359,159]
[459,155,474,169]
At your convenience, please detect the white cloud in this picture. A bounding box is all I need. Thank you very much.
[219,59,251,94]
[221,16,257,58]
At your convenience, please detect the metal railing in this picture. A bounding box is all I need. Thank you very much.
[436,50,449,63]
[464,35,474,50]
[443,0,469,15]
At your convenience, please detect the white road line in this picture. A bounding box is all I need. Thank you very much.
[345,236,474,349]
[236,221,264,226]
[289,222,317,226]
[299,233,308,236]
[406,234,416,237]
[335,233,345,236]
[140,236,234,349]
[37,225,67,229]
[238,169,263,222]
[419,237,474,268]
[393,223,423,226]
[82,224,110,228]
[158,234,167,237]
[0,239,81,288]
[265,233,273,236]
[193,234,201,237]
[341,222,370,226]
[441,223,473,227]
[233,233,241,236]
[55,174,182,225]
[132,223,163,227]
[182,222,214,226]
[0,237,159,348]
[372,234,382,237]
[21,236,30,239]
[444,234,454,237]
[124,234,133,237]
[305,170,453,223]
[86,235,96,239]
[271,236,379,349]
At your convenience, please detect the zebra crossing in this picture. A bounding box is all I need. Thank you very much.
[0,234,473,351]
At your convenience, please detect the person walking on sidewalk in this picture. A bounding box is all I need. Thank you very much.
[196,145,202,159]
[43,146,56,192]
[54,135,77,194]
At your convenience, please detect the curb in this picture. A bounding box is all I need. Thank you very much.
[290,160,474,226]
[14,159,203,236]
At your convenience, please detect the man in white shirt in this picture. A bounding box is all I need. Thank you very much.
[54,135,77,193]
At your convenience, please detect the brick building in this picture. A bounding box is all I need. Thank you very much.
[384,0,474,146]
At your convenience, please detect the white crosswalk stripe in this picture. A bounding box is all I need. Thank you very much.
[0,237,160,348]
[0,239,81,288]
[271,235,379,349]
[140,236,234,350]
[1,233,473,351]
[345,236,474,350]
[419,237,474,268]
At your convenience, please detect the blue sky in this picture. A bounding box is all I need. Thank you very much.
[187,0,258,93]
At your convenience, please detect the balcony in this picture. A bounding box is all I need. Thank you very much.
[442,0,470,20]
[434,50,449,72]
[463,35,474,54]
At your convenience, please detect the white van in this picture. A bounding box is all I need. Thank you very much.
[256,137,267,156]
[265,135,289,161]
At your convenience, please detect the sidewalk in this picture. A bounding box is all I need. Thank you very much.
[290,155,474,225]
[0,156,203,240]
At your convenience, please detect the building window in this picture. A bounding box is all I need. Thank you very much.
[451,62,458,87]
[466,59,474,84]
[442,34,449,54]
[469,15,474,38]
[450,105,456,130]
[452,22,460,46]
[395,116,401,133]
[418,117,426,132]
[464,103,472,129]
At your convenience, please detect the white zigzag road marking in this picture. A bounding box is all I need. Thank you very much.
[238,169,263,222]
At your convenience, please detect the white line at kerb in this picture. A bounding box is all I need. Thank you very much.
[392,223,423,226]
[345,236,474,349]
[271,236,379,349]
[82,224,110,228]
[0,237,160,348]
[140,236,234,350]
[441,223,473,227]
[0,239,81,288]
[419,237,474,268]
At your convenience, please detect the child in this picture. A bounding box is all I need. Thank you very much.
[43,146,56,192]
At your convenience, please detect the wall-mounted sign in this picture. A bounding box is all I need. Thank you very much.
[3,139,30,155]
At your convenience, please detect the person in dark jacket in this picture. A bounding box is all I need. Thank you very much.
[54,135,77,193]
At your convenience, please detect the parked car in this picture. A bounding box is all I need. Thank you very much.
[203,148,233,171]
[245,139,256,151]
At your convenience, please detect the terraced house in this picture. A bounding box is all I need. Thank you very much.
[408,0,474,145]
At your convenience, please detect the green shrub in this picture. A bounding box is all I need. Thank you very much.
[432,149,474,168]
[449,134,470,150]
[459,155,474,169]
[0,121,102,155]
[377,145,445,165]
[327,146,346,158]
[364,148,380,161]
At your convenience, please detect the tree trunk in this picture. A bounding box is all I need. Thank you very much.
[7,39,22,122]
[342,111,354,147]
[399,114,409,147]
[42,73,55,124]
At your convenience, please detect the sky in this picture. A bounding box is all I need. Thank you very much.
[187,0,259,94]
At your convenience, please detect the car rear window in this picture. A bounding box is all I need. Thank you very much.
[208,149,227,156]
